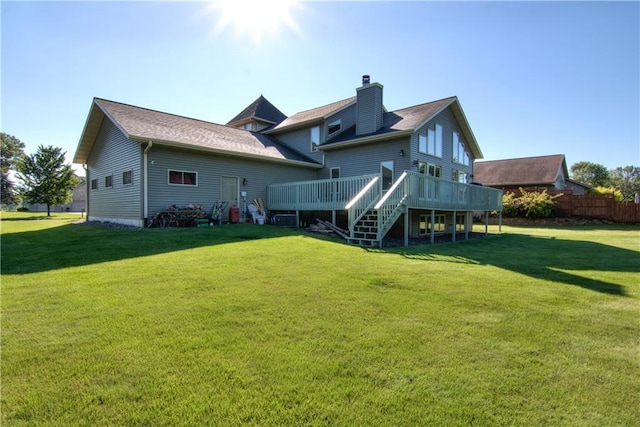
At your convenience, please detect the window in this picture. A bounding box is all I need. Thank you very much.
[419,133,427,153]
[452,169,468,183]
[310,126,320,152]
[91,179,98,190]
[434,124,443,157]
[169,170,197,186]
[456,213,467,231]
[105,175,113,188]
[123,170,133,185]
[419,214,445,235]
[243,122,253,131]
[420,125,442,157]
[381,161,394,190]
[328,119,341,136]
[418,161,442,178]
[330,167,340,179]
[453,132,470,166]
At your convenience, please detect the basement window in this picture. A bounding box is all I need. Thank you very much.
[169,170,197,186]
[105,175,113,188]
[123,170,133,185]
[419,214,445,235]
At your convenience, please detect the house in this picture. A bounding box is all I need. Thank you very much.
[474,154,590,195]
[74,75,502,246]
[23,177,86,213]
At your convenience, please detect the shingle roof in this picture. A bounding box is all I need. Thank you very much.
[74,98,319,166]
[269,97,357,132]
[320,96,483,159]
[473,154,567,186]
[226,95,287,126]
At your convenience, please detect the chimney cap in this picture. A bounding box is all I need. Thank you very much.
[362,75,370,85]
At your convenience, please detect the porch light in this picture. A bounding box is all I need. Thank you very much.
[243,178,248,186]
[399,149,405,157]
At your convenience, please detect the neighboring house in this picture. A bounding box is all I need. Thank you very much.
[474,154,590,195]
[74,75,502,246]
[23,177,86,212]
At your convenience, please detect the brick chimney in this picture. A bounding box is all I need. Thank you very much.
[356,75,384,135]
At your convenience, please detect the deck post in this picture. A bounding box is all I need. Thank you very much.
[499,210,502,232]
[485,211,489,235]
[452,210,457,242]
[296,210,300,228]
[464,211,469,241]
[404,209,409,247]
[430,210,435,244]
[332,210,336,225]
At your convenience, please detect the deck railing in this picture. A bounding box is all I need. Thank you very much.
[266,171,502,213]
[403,171,503,211]
[267,174,380,211]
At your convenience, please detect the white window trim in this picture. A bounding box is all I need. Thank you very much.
[327,119,341,137]
[168,169,198,187]
[310,126,320,152]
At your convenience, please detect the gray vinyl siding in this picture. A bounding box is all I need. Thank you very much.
[412,107,474,181]
[86,119,142,220]
[323,104,357,143]
[356,84,383,135]
[322,137,411,179]
[275,127,325,163]
[146,146,316,215]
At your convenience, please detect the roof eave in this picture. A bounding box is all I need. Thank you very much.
[129,136,323,169]
[319,130,412,151]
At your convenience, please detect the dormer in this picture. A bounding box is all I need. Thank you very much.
[356,75,384,135]
[226,95,287,132]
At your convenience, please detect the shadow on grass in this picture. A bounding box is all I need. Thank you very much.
[0,221,295,276]
[386,233,638,296]
[3,220,638,297]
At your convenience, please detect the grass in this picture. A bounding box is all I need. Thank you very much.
[2,211,639,426]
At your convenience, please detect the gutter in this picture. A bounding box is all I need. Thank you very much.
[319,130,412,151]
[143,141,153,221]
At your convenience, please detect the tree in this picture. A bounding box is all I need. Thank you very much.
[608,166,640,202]
[570,161,610,187]
[1,133,26,205]
[16,145,80,216]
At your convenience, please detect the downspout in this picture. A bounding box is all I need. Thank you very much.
[83,164,88,221]
[143,141,153,223]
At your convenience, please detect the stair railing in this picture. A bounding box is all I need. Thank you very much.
[346,175,381,234]
[374,171,409,239]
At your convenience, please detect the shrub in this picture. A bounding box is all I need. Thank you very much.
[588,186,623,202]
[16,206,29,212]
[517,188,562,219]
[502,192,519,217]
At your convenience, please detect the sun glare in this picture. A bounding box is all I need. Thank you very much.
[207,0,301,45]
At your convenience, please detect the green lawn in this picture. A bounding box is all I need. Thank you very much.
[2,212,639,426]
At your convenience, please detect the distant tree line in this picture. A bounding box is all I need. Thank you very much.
[570,161,640,202]
[1,132,79,216]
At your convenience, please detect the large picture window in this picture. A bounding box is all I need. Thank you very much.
[169,170,197,186]
[419,124,442,157]
[453,132,470,166]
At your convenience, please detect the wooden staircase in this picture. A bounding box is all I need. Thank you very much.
[348,211,381,247]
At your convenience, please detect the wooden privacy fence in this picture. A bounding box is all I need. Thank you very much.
[548,191,640,223]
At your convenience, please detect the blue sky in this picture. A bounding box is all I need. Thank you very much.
[2,1,638,174]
